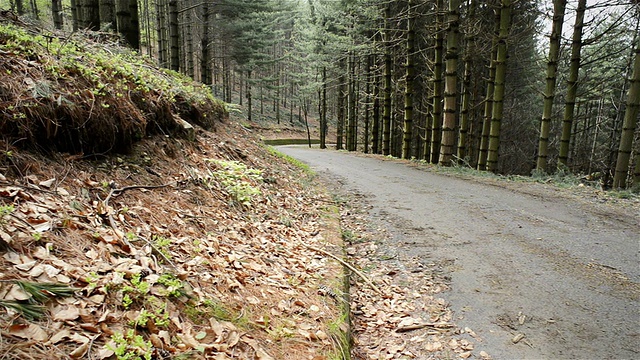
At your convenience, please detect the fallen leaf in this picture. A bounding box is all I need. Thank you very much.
[52,306,80,321]
[69,342,89,358]
[9,323,48,341]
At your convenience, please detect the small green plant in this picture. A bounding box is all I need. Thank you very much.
[152,235,172,259]
[130,307,170,328]
[108,329,152,360]
[0,205,14,226]
[157,273,184,297]
[121,274,150,309]
[207,159,263,206]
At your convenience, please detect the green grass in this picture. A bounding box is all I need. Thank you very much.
[263,138,321,146]
[264,146,314,174]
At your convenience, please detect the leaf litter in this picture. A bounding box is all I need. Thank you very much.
[0,123,346,360]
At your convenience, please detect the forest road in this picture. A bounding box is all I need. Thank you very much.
[277,146,640,360]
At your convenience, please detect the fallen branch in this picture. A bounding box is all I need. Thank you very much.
[300,242,383,296]
[396,322,455,333]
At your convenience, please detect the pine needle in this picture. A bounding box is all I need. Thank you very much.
[0,299,46,320]
[14,281,77,303]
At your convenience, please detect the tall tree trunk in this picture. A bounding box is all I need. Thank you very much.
[557,0,586,168]
[52,0,64,29]
[201,1,211,84]
[402,0,416,159]
[365,55,372,154]
[247,70,252,122]
[613,45,640,189]
[430,0,445,163]
[15,0,24,15]
[337,67,345,150]
[382,4,392,156]
[83,0,101,31]
[536,0,567,173]
[100,0,116,31]
[347,53,356,151]
[439,0,462,165]
[457,0,476,164]
[320,67,327,149]
[168,0,179,72]
[28,0,38,19]
[477,12,500,170]
[116,0,140,50]
[156,0,166,67]
[185,0,194,78]
[372,73,381,154]
[70,0,79,31]
[486,0,512,172]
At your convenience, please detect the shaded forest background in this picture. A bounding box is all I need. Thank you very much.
[2,0,639,189]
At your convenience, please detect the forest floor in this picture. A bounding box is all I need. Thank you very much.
[277,145,640,360]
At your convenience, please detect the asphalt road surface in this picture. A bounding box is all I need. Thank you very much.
[277,145,640,360]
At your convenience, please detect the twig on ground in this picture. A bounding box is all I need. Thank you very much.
[396,322,455,333]
[300,241,383,295]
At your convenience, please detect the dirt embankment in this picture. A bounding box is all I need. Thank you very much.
[0,14,349,360]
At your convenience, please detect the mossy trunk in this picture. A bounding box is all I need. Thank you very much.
[486,0,511,173]
[477,11,500,171]
[52,0,64,29]
[536,0,567,173]
[613,45,640,189]
[557,0,586,168]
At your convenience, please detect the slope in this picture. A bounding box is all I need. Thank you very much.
[0,12,348,360]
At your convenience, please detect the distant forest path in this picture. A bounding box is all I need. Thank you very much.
[277,145,639,360]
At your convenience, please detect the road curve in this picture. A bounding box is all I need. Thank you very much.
[277,146,640,360]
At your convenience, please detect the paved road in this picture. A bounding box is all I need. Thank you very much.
[277,146,640,360]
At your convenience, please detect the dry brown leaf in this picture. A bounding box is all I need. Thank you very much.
[69,342,89,358]
[52,306,80,321]
[8,323,49,342]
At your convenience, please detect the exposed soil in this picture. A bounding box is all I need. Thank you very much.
[277,145,640,360]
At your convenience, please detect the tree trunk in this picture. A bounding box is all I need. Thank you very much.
[100,0,116,31]
[613,45,640,189]
[457,0,476,164]
[439,0,462,165]
[83,0,101,31]
[52,0,64,29]
[347,53,357,152]
[168,0,179,72]
[156,0,167,67]
[70,0,79,31]
[477,12,500,170]
[28,0,38,19]
[402,0,416,160]
[372,73,381,154]
[536,0,567,173]
[185,0,194,78]
[247,70,252,122]
[320,67,327,149]
[116,0,140,50]
[486,0,512,173]
[15,0,24,15]
[337,66,346,150]
[430,0,445,163]
[382,3,392,156]
[201,1,211,84]
[365,55,372,154]
[557,0,586,168]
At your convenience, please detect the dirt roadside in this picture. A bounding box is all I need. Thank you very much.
[277,146,640,360]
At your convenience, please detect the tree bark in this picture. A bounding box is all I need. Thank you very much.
[100,0,117,31]
[457,0,476,164]
[557,0,586,168]
[402,0,416,160]
[477,11,500,170]
[430,0,445,163]
[613,45,640,189]
[382,3,392,156]
[536,0,567,173]
[52,0,64,30]
[168,0,179,72]
[116,0,140,50]
[486,0,512,173]
[439,0,462,165]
